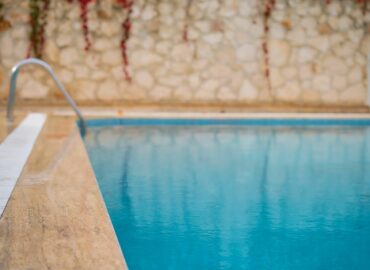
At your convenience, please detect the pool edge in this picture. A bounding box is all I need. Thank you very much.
[0,115,127,270]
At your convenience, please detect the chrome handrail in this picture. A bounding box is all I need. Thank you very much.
[6,58,86,135]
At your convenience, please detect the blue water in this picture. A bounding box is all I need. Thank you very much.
[83,121,370,270]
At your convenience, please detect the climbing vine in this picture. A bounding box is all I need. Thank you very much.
[261,0,275,98]
[0,0,361,85]
[325,0,367,13]
[0,1,10,32]
[259,0,368,101]
[117,0,134,82]
[356,0,368,14]
[66,0,93,51]
[27,0,50,58]
[183,0,192,42]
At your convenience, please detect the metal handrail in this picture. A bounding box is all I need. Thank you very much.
[6,58,86,135]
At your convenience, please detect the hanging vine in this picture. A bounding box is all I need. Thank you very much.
[66,0,93,51]
[0,0,361,87]
[261,0,275,98]
[355,0,368,14]
[117,0,134,82]
[39,0,50,55]
[258,0,368,101]
[27,0,50,58]
[0,1,10,32]
[183,0,192,42]
[325,0,368,13]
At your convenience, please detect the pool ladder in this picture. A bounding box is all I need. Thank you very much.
[6,58,86,135]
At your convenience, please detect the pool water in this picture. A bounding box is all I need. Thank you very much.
[84,121,370,270]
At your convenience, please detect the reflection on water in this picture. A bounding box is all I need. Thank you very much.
[84,125,370,270]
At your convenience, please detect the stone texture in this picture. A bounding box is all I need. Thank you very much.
[276,81,301,102]
[337,16,353,31]
[188,74,200,89]
[120,84,147,101]
[327,2,342,16]
[13,40,28,59]
[131,51,162,67]
[173,86,192,101]
[287,29,306,46]
[19,79,49,99]
[150,85,172,101]
[269,40,290,67]
[159,75,183,87]
[239,79,258,100]
[270,68,284,88]
[297,47,317,63]
[313,75,331,92]
[301,17,317,30]
[217,86,237,101]
[299,65,315,80]
[207,64,233,78]
[339,84,366,104]
[86,54,100,68]
[56,34,72,47]
[309,36,329,52]
[44,41,59,62]
[100,21,120,37]
[322,56,347,75]
[141,5,157,21]
[321,90,338,104]
[91,71,108,80]
[348,66,363,85]
[97,80,119,101]
[158,3,173,15]
[171,44,193,62]
[0,32,13,57]
[236,44,257,62]
[302,90,321,103]
[282,67,297,80]
[74,80,97,100]
[59,47,79,66]
[59,69,74,84]
[159,25,176,40]
[332,75,347,91]
[198,80,220,98]
[334,42,357,57]
[94,39,114,51]
[74,65,90,79]
[101,50,122,66]
[0,0,368,106]
[203,33,223,45]
[0,116,127,270]
[134,70,154,89]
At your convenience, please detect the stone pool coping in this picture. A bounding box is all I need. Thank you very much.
[0,114,127,269]
[2,110,370,269]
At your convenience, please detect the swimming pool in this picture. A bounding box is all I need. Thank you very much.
[83,118,370,270]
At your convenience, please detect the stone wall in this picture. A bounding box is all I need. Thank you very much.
[0,0,370,108]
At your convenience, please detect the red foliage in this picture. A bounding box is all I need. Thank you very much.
[39,0,50,55]
[80,0,93,50]
[183,0,192,42]
[117,0,134,81]
[27,0,50,59]
[66,0,93,51]
[260,0,368,100]
[261,0,275,95]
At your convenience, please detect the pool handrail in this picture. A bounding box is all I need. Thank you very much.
[6,58,86,135]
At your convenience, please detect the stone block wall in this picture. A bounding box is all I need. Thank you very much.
[0,0,370,107]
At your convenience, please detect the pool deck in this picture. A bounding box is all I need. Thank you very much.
[2,109,370,269]
[0,114,127,269]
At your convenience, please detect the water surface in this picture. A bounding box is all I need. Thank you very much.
[84,124,370,270]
